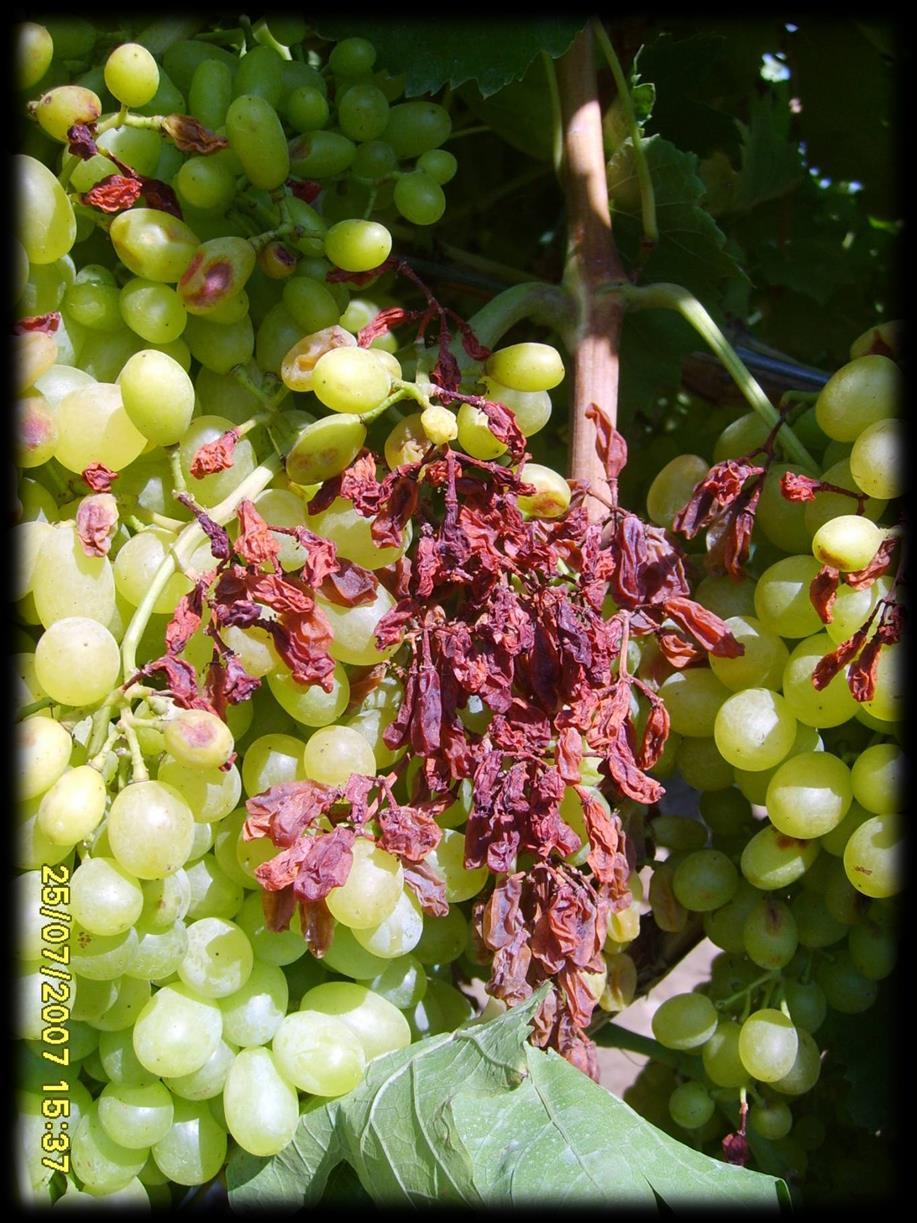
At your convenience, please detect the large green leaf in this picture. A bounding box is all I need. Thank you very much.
[227,986,788,1209]
[310,19,586,98]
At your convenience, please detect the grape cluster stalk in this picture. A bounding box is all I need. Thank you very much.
[13,15,903,1207]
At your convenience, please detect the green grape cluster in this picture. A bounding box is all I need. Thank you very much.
[13,15,580,1208]
[631,324,903,1180]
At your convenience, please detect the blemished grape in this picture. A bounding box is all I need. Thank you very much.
[843,812,901,898]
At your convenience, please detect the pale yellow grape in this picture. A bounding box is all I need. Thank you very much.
[157,757,242,824]
[517,463,572,519]
[423,828,489,902]
[811,515,883,572]
[485,341,564,392]
[55,382,147,473]
[178,918,253,998]
[13,520,53,602]
[755,463,813,555]
[695,573,757,620]
[844,812,901,898]
[267,662,350,727]
[164,1038,236,1101]
[754,555,824,638]
[658,668,731,737]
[769,1027,822,1096]
[302,724,376,786]
[16,154,77,265]
[221,624,278,679]
[223,1047,299,1157]
[312,346,391,413]
[651,992,718,1050]
[324,838,403,929]
[119,350,195,446]
[851,742,902,813]
[480,376,552,437]
[849,417,902,500]
[108,781,195,879]
[709,616,788,692]
[814,355,901,441]
[113,528,192,613]
[149,1097,227,1187]
[316,583,397,666]
[352,888,424,958]
[217,961,288,1048]
[70,1104,148,1195]
[241,733,307,796]
[702,1020,749,1088]
[132,983,223,1079]
[140,871,192,931]
[271,1011,366,1095]
[732,721,822,806]
[34,617,120,706]
[32,522,116,627]
[765,751,852,839]
[826,575,892,645]
[782,633,858,728]
[646,454,709,529]
[299,980,412,1062]
[17,332,61,394]
[456,402,507,460]
[819,799,874,857]
[70,857,144,936]
[738,1009,799,1082]
[104,42,160,107]
[860,641,903,723]
[306,495,409,569]
[741,826,820,890]
[17,715,72,800]
[97,1082,173,1151]
[421,403,458,445]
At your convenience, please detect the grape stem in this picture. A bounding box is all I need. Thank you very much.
[16,696,52,720]
[713,969,778,1011]
[461,282,574,356]
[591,19,658,261]
[120,455,282,681]
[598,280,820,473]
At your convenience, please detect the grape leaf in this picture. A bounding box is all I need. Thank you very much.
[227,985,787,1209]
[455,57,555,162]
[733,92,805,211]
[311,19,587,98]
[609,135,748,302]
